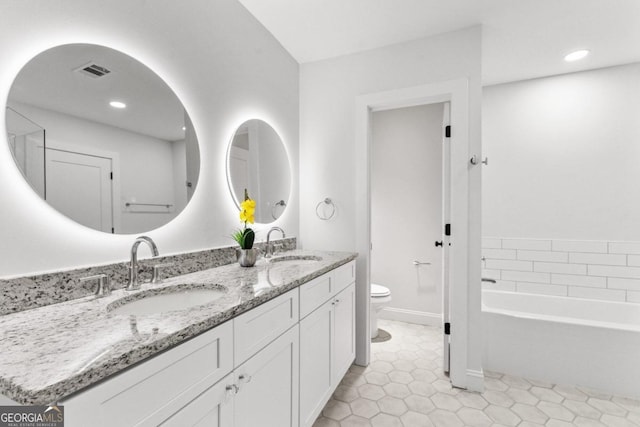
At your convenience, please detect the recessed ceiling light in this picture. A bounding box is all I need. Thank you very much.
[109,101,126,109]
[182,126,186,131]
[564,49,590,62]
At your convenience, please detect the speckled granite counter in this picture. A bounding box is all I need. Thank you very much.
[0,250,357,405]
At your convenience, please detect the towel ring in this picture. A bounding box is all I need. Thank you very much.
[316,198,336,220]
[271,200,287,220]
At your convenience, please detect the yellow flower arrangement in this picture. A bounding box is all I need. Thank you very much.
[239,198,256,224]
[233,189,256,249]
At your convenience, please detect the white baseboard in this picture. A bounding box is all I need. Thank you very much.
[466,369,485,392]
[378,307,442,327]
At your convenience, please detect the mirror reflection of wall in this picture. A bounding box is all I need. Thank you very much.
[5,43,200,234]
[228,119,290,224]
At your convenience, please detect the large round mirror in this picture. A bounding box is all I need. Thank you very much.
[5,44,200,234]
[227,119,290,223]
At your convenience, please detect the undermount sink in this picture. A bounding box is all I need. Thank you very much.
[108,284,227,316]
[268,255,323,264]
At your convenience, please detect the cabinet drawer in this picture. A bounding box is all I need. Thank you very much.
[333,261,355,295]
[299,273,333,319]
[300,261,356,319]
[62,321,233,427]
[234,288,299,366]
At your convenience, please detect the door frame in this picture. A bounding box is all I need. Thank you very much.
[354,78,481,390]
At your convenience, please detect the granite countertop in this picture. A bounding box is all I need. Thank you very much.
[0,250,357,405]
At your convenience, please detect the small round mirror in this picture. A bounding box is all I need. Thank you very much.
[227,119,290,223]
[5,43,200,234]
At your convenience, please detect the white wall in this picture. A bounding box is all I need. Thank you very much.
[483,62,640,241]
[482,63,640,304]
[0,0,299,276]
[371,104,444,324]
[299,26,482,388]
[299,27,481,251]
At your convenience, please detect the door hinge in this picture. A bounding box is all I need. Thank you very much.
[445,223,451,236]
[111,227,115,234]
[445,125,451,138]
[110,172,113,180]
[444,322,451,335]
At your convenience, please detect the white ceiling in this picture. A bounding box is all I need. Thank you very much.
[9,44,186,141]
[237,0,640,85]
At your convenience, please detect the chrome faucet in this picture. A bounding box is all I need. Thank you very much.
[265,227,285,258]
[126,236,159,291]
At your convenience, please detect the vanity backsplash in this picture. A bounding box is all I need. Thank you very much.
[0,238,296,315]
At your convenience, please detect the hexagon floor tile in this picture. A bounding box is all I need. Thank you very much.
[312,319,640,427]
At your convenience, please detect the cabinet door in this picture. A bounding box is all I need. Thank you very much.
[160,373,234,427]
[299,299,333,427]
[332,283,356,385]
[234,325,299,427]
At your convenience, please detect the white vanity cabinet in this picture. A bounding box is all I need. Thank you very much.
[231,287,300,427]
[299,261,356,427]
[162,286,300,427]
[55,260,355,427]
[61,320,234,427]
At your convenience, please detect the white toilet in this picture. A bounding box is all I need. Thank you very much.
[370,283,392,339]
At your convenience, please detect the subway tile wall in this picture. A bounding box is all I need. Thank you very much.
[482,238,640,304]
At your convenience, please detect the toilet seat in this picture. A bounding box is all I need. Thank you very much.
[371,284,391,297]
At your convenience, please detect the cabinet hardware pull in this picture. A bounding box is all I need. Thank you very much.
[225,384,238,402]
[239,374,252,383]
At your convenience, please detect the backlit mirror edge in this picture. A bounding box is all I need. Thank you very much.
[225,117,293,225]
[3,42,202,236]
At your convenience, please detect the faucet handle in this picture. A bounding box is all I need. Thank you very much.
[151,262,174,284]
[80,274,112,298]
[272,242,284,256]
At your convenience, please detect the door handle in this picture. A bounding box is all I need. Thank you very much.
[435,241,443,247]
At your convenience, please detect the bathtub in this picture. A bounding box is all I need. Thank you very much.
[482,290,640,399]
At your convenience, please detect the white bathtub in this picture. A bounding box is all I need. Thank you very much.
[482,290,640,399]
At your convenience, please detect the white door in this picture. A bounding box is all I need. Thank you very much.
[441,102,452,373]
[46,148,113,233]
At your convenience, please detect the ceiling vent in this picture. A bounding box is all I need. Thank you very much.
[75,62,111,78]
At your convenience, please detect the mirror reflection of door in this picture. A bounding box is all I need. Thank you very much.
[229,146,250,205]
[229,125,251,206]
[46,148,113,233]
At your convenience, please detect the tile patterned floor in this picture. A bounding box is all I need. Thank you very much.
[313,319,640,427]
